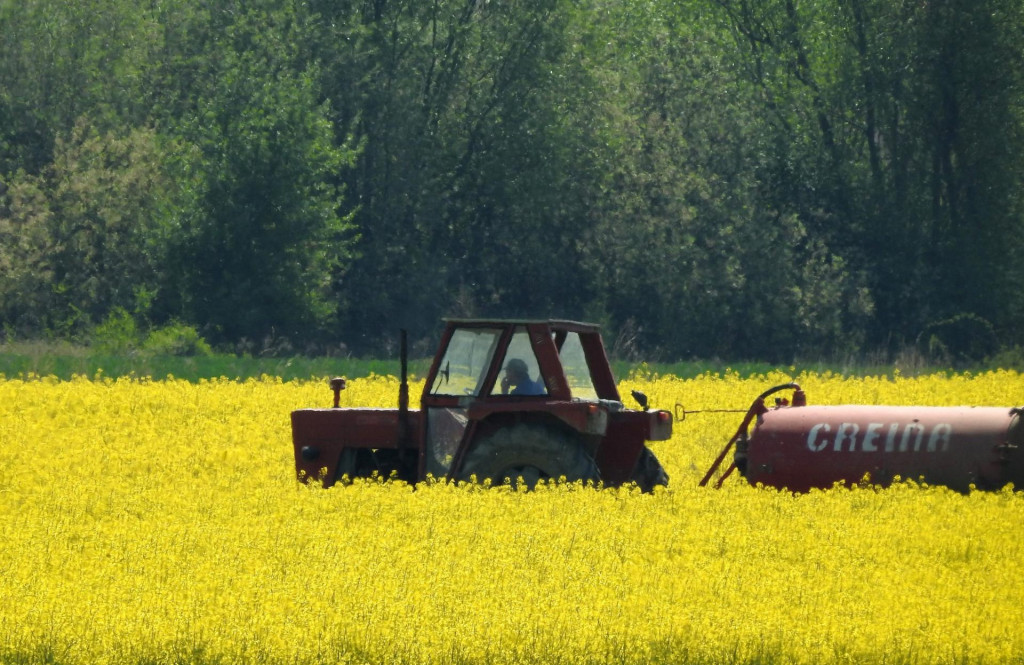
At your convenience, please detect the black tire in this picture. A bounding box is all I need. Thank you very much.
[457,423,599,489]
[334,448,358,484]
[631,447,669,492]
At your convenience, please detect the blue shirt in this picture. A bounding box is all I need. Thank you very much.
[510,376,546,396]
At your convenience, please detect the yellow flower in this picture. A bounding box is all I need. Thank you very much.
[0,372,1021,664]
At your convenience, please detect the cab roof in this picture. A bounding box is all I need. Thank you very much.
[441,318,602,333]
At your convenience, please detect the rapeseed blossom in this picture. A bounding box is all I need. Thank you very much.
[0,371,1022,664]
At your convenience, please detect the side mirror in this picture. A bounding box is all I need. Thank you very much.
[631,389,649,411]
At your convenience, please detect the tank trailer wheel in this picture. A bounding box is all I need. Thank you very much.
[630,447,669,492]
[458,423,599,489]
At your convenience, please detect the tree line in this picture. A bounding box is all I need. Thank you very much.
[1,0,1022,362]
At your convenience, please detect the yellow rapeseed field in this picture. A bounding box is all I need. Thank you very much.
[1,370,1023,665]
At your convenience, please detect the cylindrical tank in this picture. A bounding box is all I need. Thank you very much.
[738,404,1024,492]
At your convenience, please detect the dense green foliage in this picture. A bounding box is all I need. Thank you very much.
[2,0,1022,362]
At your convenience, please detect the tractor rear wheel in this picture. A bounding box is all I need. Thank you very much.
[458,423,599,489]
[630,447,668,492]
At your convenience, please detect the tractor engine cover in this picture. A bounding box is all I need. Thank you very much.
[739,404,1024,492]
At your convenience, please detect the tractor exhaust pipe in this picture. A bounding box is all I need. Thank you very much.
[398,329,409,448]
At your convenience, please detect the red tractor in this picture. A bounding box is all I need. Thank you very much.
[292,319,672,491]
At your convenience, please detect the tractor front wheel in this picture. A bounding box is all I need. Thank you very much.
[458,424,599,489]
[630,447,668,492]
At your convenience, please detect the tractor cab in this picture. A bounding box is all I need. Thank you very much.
[419,319,635,481]
[423,319,620,403]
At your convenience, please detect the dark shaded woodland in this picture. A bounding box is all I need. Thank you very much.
[2,0,1022,361]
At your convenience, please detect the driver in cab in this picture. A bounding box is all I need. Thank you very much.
[500,358,546,396]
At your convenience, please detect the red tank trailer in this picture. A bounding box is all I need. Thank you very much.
[701,384,1024,492]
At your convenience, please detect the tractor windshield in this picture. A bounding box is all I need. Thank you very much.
[431,328,502,396]
[558,332,599,400]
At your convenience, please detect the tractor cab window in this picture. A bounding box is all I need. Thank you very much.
[431,328,501,396]
[491,328,547,396]
[557,332,599,400]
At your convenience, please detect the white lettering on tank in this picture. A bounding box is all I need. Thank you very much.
[899,423,925,452]
[927,424,953,452]
[807,423,831,452]
[862,423,883,452]
[803,421,955,454]
[833,423,860,452]
[885,423,900,452]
